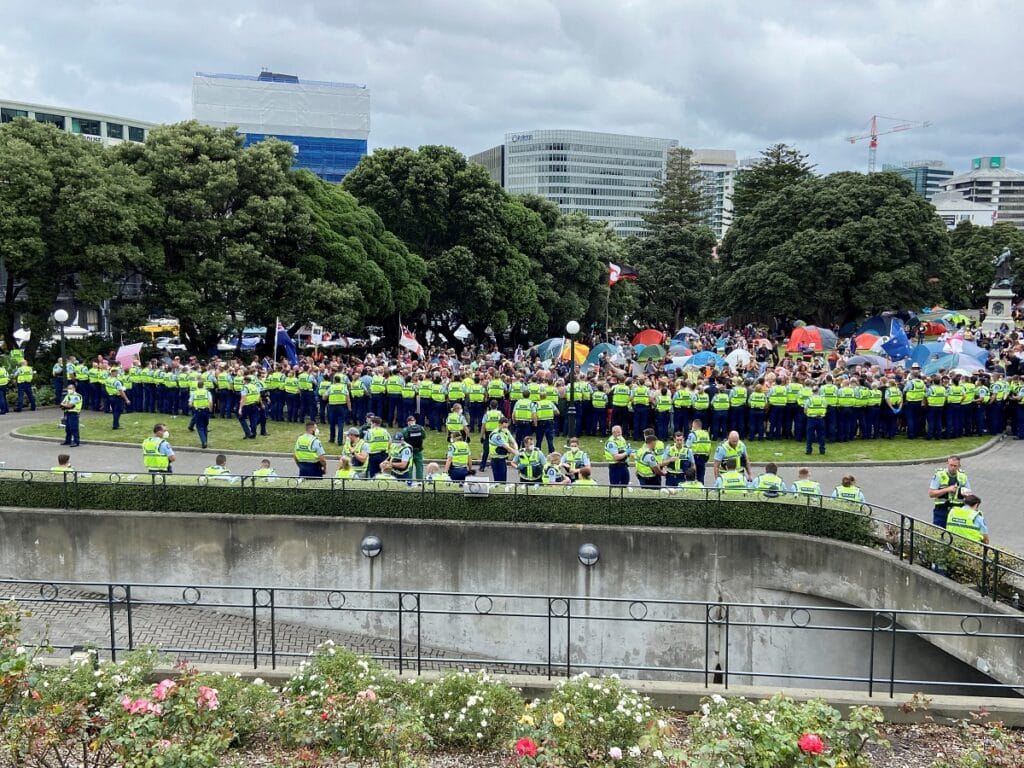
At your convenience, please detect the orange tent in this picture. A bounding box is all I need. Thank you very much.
[632,329,665,347]
[560,340,590,365]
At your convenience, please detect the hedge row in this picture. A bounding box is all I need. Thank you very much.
[0,472,876,546]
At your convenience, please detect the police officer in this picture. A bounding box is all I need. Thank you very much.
[560,436,590,483]
[237,375,261,439]
[751,462,788,496]
[399,414,427,480]
[832,476,865,503]
[59,382,83,447]
[445,429,473,483]
[712,431,752,483]
[142,423,175,473]
[662,431,693,488]
[803,384,827,455]
[604,425,632,486]
[14,359,35,412]
[294,421,326,477]
[928,455,971,528]
[326,374,350,444]
[714,458,750,495]
[945,494,989,544]
[189,376,213,449]
[479,399,503,471]
[488,416,517,483]
[342,427,370,477]
[514,435,545,484]
[365,416,391,478]
[685,418,712,485]
[105,368,130,430]
[0,362,10,415]
[387,433,413,481]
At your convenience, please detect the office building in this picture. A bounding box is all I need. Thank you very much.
[943,156,1024,230]
[192,70,371,183]
[0,99,154,146]
[472,129,678,237]
[882,161,954,201]
[930,191,997,230]
[692,149,738,239]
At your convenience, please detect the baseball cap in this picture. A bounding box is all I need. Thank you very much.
[391,434,404,442]
[346,427,359,436]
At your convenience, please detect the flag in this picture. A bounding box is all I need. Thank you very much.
[276,322,299,365]
[881,318,912,361]
[608,262,638,286]
[399,326,424,358]
[943,329,965,355]
[116,343,145,370]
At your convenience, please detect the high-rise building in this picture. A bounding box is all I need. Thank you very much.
[882,161,954,201]
[692,149,738,239]
[0,99,154,146]
[930,191,997,230]
[192,71,371,183]
[471,129,678,237]
[943,157,1024,230]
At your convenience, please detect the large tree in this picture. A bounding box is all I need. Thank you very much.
[0,118,161,357]
[117,121,349,349]
[630,224,717,328]
[342,145,549,344]
[731,143,815,219]
[944,221,1024,308]
[716,171,952,326]
[642,147,709,229]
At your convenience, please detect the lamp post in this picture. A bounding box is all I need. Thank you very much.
[53,308,69,363]
[565,320,580,438]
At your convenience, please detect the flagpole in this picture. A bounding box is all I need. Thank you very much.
[605,286,611,343]
[273,317,279,363]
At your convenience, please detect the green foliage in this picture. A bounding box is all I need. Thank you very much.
[514,673,674,766]
[717,171,952,326]
[643,147,710,229]
[0,471,877,547]
[407,669,522,749]
[945,221,1024,308]
[687,693,887,768]
[930,716,1020,768]
[631,222,717,327]
[0,118,161,358]
[732,143,816,218]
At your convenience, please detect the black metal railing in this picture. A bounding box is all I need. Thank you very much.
[3,578,1022,698]
[1,469,1021,608]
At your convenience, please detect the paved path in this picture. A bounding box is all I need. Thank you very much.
[2,407,1023,553]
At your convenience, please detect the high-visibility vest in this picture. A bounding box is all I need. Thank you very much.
[192,389,211,410]
[821,384,839,406]
[768,385,787,406]
[369,375,386,394]
[562,448,587,472]
[401,382,416,399]
[284,376,299,394]
[431,383,446,402]
[591,390,608,407]
[572,382,590,402]
[448,441,471,467]
[204,466,230,476]
[328,383,349,405]
[104,378,122,396]
[664,445,690,474]
[253,467,276,477]
[61,393,83,412]
[482,409,502,432]
[603,436,628,463]
[834,485,862,502]
[693,392,710,410]
[142,436,169,471]
[367,427,390,454]
[447,382,465,401]
[635,448,657,478]
[242,385,260,406]
[946,385,963,405]
[804,395,827,418]
[793,479,821,496]
[689,429,711,456]
[711,392,730,411]
[513,399,534,423]
[16,365,33,384]
[719,470,748,493]
[487,380,506,399]
[386,375,402,395]
[837,387,856,407]
[388,443,411,476]
[868,388,882,407]
[927,386,947,407]
[755,473,785,495]
[611,384,631,407]
[932,470,968,509]
[785,383,802,403]
[729,386,747,407]
[294,434,320,463]
[748,391,767,410]
[0,369,8,386]
[350,380,366,398]
[343,439,368,467]
[905,380,926,402]
[517,449,544,480]
[962,382,976,404]
[509,382,524,401]
[655,394,672,412]
[718,440,746,464]
[672,389,692,408]
[535,400,555,421]
[885,387,903,408]
[446,412,466,433]
[945,506,984,542]
[467,384,486,403]
[526,382,541,402]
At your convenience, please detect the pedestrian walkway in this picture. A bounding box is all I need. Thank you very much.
[2,408,1022,554]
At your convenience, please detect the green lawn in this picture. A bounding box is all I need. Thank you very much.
[18,411,990,463]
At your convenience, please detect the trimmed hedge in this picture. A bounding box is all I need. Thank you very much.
[0,471,875,546]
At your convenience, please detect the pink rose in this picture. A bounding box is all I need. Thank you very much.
[356,688,377,703]
[197,686,219,711]
[798,733,825,754]
[152,679,176,701]
[120,695,132,711]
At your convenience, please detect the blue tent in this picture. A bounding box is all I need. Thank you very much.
[685,351,726,368]
[534,337,565,361]
[923,354,986,376]
[581,342,621,373]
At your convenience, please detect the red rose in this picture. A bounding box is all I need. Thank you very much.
[515,737,538,758]
[320,712,329,721]
[798,733,825,754]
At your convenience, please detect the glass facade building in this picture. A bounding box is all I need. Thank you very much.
[478,129,677,237]
[882,161,954,201]
[192,71,371,183]
[943,157,1024,230]
[0,99,153,146]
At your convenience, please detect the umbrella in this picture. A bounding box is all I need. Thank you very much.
[724,349,751,368]
[632,329,666,347]
[923,354,985,376]
[636,344,667,362]
[854,332,880,350]
[845,354,890,369]
[786,325,837,353]
[560,340,590,365]
[674,326,698,339]
[581,342,620,373]
[686,351,726,368]
[534,337,564,361]
[116,343,145,369]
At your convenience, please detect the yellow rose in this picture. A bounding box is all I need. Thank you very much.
[552,712,566,727]
[519,714,535,726]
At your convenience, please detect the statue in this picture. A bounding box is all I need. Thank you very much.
[992,247,1013,289]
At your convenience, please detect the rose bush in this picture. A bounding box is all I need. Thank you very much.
[406,668,521,749]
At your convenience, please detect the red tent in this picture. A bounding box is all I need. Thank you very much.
[632,329,665,347]
[854,332,880,350]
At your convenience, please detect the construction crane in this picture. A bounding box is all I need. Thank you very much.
[846,115,931,173]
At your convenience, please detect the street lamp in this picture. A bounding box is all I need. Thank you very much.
[565,320,580,438]
[53,308,69,363]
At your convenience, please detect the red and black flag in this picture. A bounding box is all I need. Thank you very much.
[608,262,639,286]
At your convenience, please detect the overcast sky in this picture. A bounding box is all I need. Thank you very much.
[2,0,1022,173]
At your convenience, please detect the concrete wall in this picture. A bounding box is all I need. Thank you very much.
[1,508,1021,694]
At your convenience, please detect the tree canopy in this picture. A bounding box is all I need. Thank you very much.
[944,221,1024,308]
[731,143,815,218]
[716,171,952,326]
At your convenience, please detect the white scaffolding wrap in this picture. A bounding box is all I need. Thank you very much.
[191,73,370,140]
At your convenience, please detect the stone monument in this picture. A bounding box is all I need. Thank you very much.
[982,247,1015,331]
